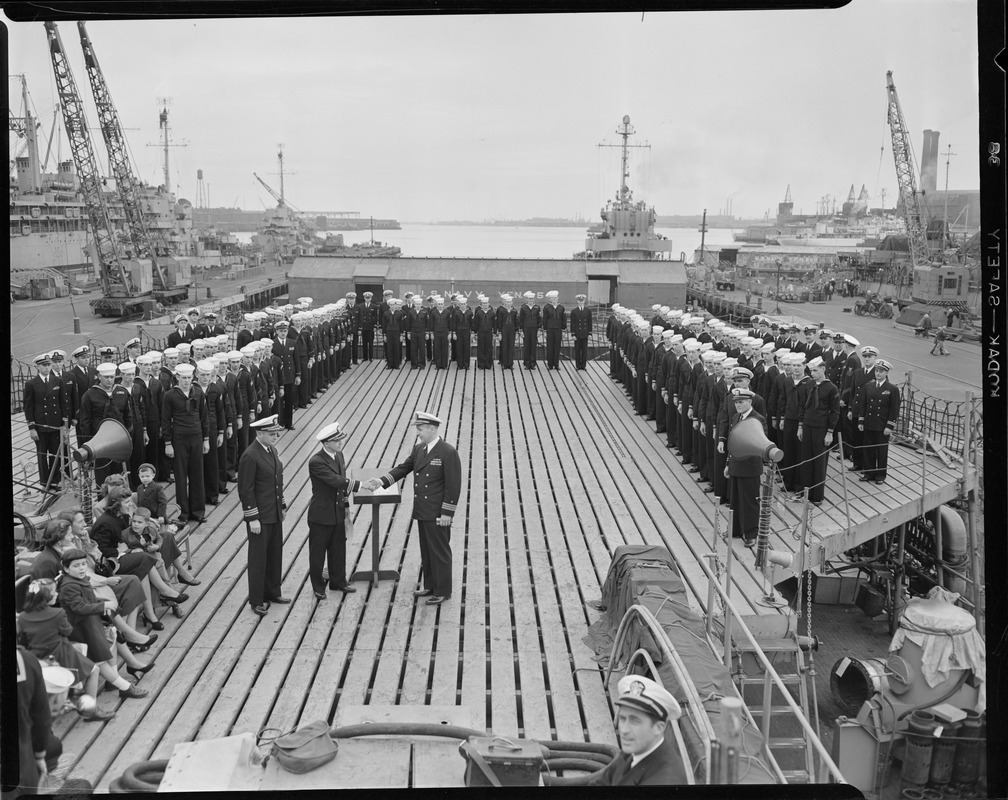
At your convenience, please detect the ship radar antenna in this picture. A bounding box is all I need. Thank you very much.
[597,115,649,208]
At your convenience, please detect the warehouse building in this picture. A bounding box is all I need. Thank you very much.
[288,256,688,310]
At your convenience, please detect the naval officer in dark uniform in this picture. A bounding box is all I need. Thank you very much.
[586,674,687,786]
[569,293,592,370]
[23,352,65,485]
[856,359,901,484]
[307,421,362,598]
[238,414,290,616]
[365,411,462,605]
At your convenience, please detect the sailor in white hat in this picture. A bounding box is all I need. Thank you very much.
[363,410,462,605]
[837,334,863,466]
[543,290,565,370]
[587,674,685,786]
[497,293,518,370]
[161,360,209,523]
[78,360,134,485]
[238,414,289,616]
[800,354,840,505]
[519,291,542,370]
[776,353,811,494]
[307,421,363,599]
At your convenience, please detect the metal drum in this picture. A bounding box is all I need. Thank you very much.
[901,710,937,789]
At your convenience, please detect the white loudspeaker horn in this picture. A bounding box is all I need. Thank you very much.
[73,418,132,464]
[727,417,783,462]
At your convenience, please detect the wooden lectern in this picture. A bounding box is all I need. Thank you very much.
[350,468,402,588]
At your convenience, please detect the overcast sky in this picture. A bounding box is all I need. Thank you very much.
[5,2,979,222]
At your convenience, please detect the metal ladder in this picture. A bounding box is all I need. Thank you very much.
[733,637,816,783]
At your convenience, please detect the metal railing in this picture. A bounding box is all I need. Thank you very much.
[898,374,983,456]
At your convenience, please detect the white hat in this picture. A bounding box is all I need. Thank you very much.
[760,342,776,353]
[670,334,684,344]
[680,314,692,325]
[96,362,117,377]
[72,345,91,358]
[701,350,718,362]
[699,341,713,352]
[240,345,258,356]
[174,313,187,324]
[250,414,284,432]
[212,353,229,364]
[861,345,879,357]
[136,353,154,365]
[684,340,701,352]
[177,342,192,353]
[651,304,661,311]
[244,313,256,322]
[414,410,443,427]
[659,306,670,314]
[227,350,243,360]
[615,675,681,722]
[196,359,216,373]
[875,359,892,372]
[546,290,559,298]
[807,356,825,369]
[148,350,162,360]
[843,334,860,347]
[316,421,348,443]
[33,352,52,365]
[711,351,727,362]
[722,357,739,370]
[163,347,180,358]
[186,306,200,316]
[774,348,791,358]
[523,291,535,300]
[731,366,753,380]
[175,363,195,377]
[661,330,675,340]
[192,339,206,349]
[652,325,663,334]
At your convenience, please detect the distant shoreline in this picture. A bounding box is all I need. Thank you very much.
[427,216,763,228]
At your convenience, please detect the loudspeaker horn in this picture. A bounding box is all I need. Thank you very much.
[73,418,132,464]
[727,417,783,462]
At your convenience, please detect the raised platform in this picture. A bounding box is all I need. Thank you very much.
[8,356,975,789]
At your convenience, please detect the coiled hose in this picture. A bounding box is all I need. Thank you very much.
[110,724,618,789]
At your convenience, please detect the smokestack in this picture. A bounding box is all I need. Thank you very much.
[920,129,939,194]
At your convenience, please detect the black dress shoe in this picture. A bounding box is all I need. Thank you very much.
[143,616,165,631]
[330,583,357,593]
[425,595,450,605]
[286,426,296,431]
[687,466,700,473]
[269,596,292,604]
[126,663,154,681]
[859,474,871,482]
[743,538,757,549]
[178,575,201,586]
[703,486,716,493]
[412,588,434,598]
[206,498,219,506]
[119,683,149,699]
[219,487,230,495]
[251,604,269,616]
[127,633,157,653]
[874,479,886,485]
[313,591,326,600]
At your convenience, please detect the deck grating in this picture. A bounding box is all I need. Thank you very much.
[9,356,975,790]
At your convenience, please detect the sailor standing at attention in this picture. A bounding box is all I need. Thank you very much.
[238,414,290,616]
[542,290,566,370]
[363,411,461,606]
[359,292,378,362]
[519,291,542,370]
[569,293,592,370]
[586,675,687,786]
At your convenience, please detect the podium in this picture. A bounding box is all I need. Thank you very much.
[350,468,402,588]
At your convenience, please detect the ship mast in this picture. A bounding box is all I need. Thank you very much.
[618,115,634,204]
[277,145,286,207]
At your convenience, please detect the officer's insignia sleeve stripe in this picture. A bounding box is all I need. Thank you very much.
[243,507,258,518]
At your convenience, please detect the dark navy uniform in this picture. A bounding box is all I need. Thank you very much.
[856,377,901,482]
[542,301,566,370]
[496,304,518,369]
[378,437,461,599]
[474,305,495,369]
[452,304,473,369]
[272,331,299,429]
[161,384,208,522]
[23,371,64,484]
[431,306,452,369]
[722,408,768,542]
[519,301,542,369]
[238,437,286,610]
[570,303,592,370]
[407,305,428,368]
[359,300,379,361]
[798,379,840,503]
[307,445,359,593]
[79,383,133,485]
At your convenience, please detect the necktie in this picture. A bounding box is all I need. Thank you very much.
[814,384,820,408]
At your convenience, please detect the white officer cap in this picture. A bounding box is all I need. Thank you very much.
[843,334,860,347]
[875,359,892,372]
[175,363,195,377]
[174,313,188,324]
[275,318,290,328]
[196,359,216,373]
[316,421,348,443]
[125,337,141,350]
[33,352,52,365]
[187,306,200,316]
[72,345,91,358]
[96,362,117,377]
[250,414,284,432]
[861,345,879,357]
[732,387,756,400]
[819,328,834,339]
[414,410,442,427]
[731,366,753,380]
[205,310,219,319]
[615,675,681,722]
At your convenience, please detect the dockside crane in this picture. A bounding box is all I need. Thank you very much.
[76,21,186,306]
[885,70,931,270]
[44,21,145,315]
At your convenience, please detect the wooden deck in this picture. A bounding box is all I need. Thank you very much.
[9,356,977,790]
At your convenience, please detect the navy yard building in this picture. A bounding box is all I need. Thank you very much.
[289,256,688,309]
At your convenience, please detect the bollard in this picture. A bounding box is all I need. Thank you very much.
[901,710,937,789]
[951,710,982,787]
[928,720,961,786]
[73,317,81,334]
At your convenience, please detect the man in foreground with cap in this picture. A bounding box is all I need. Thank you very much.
[307,422,363,598]
[23,353,65,485]
[69,345,96,446]
[363,411,462,605]
[205,310,226,337]
[79,361,133,486]
[837,334,862,464]
[586,674,687,785]
[167,314,191,349]
[798,356,840,505]
[238,415,289,615]
[856,359,901,484]
[846,345,878,473]
[570,293,592,370]
[162,362,209,523]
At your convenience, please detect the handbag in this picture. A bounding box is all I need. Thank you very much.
[270,720,338,774]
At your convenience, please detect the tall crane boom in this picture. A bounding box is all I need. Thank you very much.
[254,172,284,207]
[885,70,930,268]
[44,21,136,299]
[77,21,179,299]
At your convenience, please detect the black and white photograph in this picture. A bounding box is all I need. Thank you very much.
[5,1,1002,796]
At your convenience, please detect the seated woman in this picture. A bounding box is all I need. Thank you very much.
[31,517,156,652]
[89,488,189,620]
[18,578,115,721]
[123,508,200,588]
[56,548,149,700]
[91,473,130,518]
